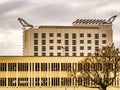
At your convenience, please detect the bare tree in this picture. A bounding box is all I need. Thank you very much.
[68,44,120,90]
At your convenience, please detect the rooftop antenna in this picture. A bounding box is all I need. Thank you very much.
[18,18,33,29]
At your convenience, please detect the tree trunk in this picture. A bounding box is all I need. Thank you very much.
[101,86,107,90]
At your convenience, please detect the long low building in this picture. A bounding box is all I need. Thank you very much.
[0,56,119,89]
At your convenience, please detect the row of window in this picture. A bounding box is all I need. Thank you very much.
[0,77,118,86]
[0,63,114,72]
[34,33,107,39]
[34,40,107,45]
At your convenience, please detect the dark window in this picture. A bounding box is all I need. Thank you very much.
[35,78,40,86]
[57,33,61,37]
[80,46,84,50]
[42,33,46,38]
[18,63,28,71]
[0,63,6,71]
[87,53,91,56]
[52,78,60,86]
[42,40,46,45]
[61,63,71,71]
[41,63,47,71]
[65,40,69,45]
[102,40,106,44]
[72,40,76,45]
[50,53,54,56]
[18,78,28,86]
[34,40,38,45]
[42,53,46,56]
[80,34,84,37]
[95,40,99,45]
[95,46,99,51]
[57,40,61,43]
[49,40,54,43]
[65,46,69,51]
[95,34,99,39]
[49,46,54,50]
[34,53,38,56]
[0,78,6,86]
[72,33,76,39]
[49,33,54,37]
[34,46,38,51]
[42,46,46,51]
[41,78,47,86]
[80,40,84,44]
[72,53,76,56]
[87,40,91,44]
[8,63,16,71]
[65,53,69,56]
[35,63,40,71]
[65,33,69,38]
[57,46,61,50]
[87,46,91,50]
[102,34,106,38]
[80,53,84,56]
[61,78,71,86]
[57,53,61,56]
[78,63,82,71]
[72,46,76,51]
[87,34,91,37]
[34,33,38,38]
[8,78,16,86]
[51,63,60,71]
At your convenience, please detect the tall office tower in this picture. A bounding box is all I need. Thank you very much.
[21,16,117,56]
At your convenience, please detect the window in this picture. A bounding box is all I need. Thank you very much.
[8,63,16,71]
[41,63,47,71]
[57,53,61,56]
[8,78,16,86]
[34,46,38,51]
[80,53,84,56]
[57,40,61,43]
[0,78,6,86]
[42,46,46,51]
[42,53,46,56]
[18,78,28,86]
[78,63,82,71]
[65,40,69,45]
[80,34,84,37]
[102,40,106,44]
[35,63,40,71]
[0,63,6,71]
[41,78,48,86]
[72,53,76,56]
[65,53,69,56]
[34,53,38,56]
[49,33,54,37]
[34,33,38,38]
[80,46,84,50]
[42,40,46,45]
[72,40,76,45]
[61,63,71,71]
[65,46,69,51]
[49,40,54,43]
[51,63,60,71]
[49,46,54,50]
[95,40,99,45]
[78,77,82,85]
[57,33,61,37]
[95,34,99,39]
[87,53,91,56]
[65,33,69,38]
[57,46,61,50]
[87,34,91,37]
[18,63,28,71]
[50,53,54,56]
[87,46,91,50]
[80,40,84,44]
[72,33,76,39]
[34,40,38,45]
[87,40,91,44]
[72,46,76,51]
[102,34,106,38]
[95,46,99,51]
[61,78,71,86]
[42,33,46,38]
[84,63,90,71]
[35,78,40,86]
[52,78,60,86]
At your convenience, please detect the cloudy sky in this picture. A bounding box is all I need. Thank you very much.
[0,0,120,56]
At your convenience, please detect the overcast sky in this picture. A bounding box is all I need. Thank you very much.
[0,0,120,56]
